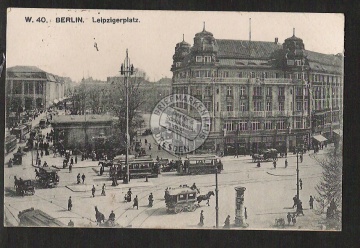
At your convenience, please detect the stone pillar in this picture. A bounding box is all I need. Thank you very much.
[234,186,247,227]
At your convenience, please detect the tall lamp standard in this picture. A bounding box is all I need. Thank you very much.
[120,49,134,184]
[215,164,219,228]
[295,146,301,202]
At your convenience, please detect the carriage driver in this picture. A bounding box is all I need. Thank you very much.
[190,183,199,193]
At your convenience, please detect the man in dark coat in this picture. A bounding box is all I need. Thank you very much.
[81,173,85,184]
[299,179,303,190]
[68,196,72,211]
[91,185,96,197]
[133,195,139,209]
[287,212,292,225]
[224,215,230,228]
[309,195,314,209]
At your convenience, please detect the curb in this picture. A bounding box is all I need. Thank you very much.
[266,171,296,177]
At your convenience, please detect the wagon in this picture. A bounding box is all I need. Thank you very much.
[165,186,198,214]
[35,167,60,188]
[14,178,35,196]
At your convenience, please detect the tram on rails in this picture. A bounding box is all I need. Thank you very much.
[177,154,223,175]
[109,158,160,180]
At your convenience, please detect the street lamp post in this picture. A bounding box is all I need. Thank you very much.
[120,49,134,184]
[215,165,219,228]
[295,147,301,201]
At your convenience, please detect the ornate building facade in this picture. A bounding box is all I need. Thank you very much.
[171,27,343,155]
[6,66,68,111]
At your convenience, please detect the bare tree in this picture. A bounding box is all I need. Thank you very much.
[314,144,342,229]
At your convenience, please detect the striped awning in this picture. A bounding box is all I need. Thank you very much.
[313,135,327,142]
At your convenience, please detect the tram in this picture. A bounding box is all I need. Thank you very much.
[109,158,160,180]
[5,135,17,154]
[177,154,223,175]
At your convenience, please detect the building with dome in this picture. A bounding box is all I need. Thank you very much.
[171,26,343,155]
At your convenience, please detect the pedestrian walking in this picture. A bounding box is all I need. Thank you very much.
[70,157,74,165]
[40,150,44,158]
[300,154,303,163]
[148,193,154,207]
[75,155,77,164]
[133,195,139,209]
[198,210,204,226]
[285,159,288,168]
[224,215,230,228]
[287,212,292,225]
[292,214,297,225]
[296,201,304,216]
[69,164,72,173]
[292,195,298,208]
[81,173,86,184]
[149,144,151,150]
[101,183,106,196]
[68,196,72,211]
[91,185,96,197]
[145,139,147,144]
[77,173,81,184]
[309,195,314,209]
[299,179,303,190]
[273,160,276,169]
[257,162,261,168]
[244,207,248,220]
[127,188,132,202]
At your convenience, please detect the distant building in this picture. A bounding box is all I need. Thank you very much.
[6,66,67,111]
[51,114,117,150]
[171,27,343,154]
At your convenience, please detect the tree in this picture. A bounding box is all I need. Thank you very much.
[107,73,146,142]
[315,144,342,230]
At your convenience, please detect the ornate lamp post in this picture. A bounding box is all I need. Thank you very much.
[120,49,134,184]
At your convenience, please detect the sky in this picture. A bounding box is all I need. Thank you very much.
[6,9,344,82]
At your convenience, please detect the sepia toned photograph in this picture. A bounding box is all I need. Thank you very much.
[3,8,343,230]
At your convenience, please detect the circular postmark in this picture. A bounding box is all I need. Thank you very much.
[150,94,211,156]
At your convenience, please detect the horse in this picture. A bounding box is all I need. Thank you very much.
[94,206,105,225]
[197,191,215,206]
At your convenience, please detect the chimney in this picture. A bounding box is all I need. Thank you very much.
[275,37,278,44]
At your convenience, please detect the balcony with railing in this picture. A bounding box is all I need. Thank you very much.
[220,111,249,118]
[252,95,263,100]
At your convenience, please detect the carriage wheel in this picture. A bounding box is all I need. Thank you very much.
[190,204,197,212]
[174,205,182,214]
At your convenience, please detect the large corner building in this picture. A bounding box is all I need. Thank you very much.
[171,27,343,155]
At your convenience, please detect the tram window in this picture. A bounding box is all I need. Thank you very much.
[188,193,195,199]
[178,194,186,201]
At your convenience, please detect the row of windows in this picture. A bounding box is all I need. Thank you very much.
[174,68,341,83]
[224,120,288,131]
[11,81,44,95]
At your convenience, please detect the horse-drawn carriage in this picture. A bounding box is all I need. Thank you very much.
[14,177,35,196]
[252,149,278,162]
[35,167,60,188]
[165,186,198,214]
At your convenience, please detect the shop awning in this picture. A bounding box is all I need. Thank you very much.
[313,135,327,143]
[333,129,342,136]
[53,99,59,104]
